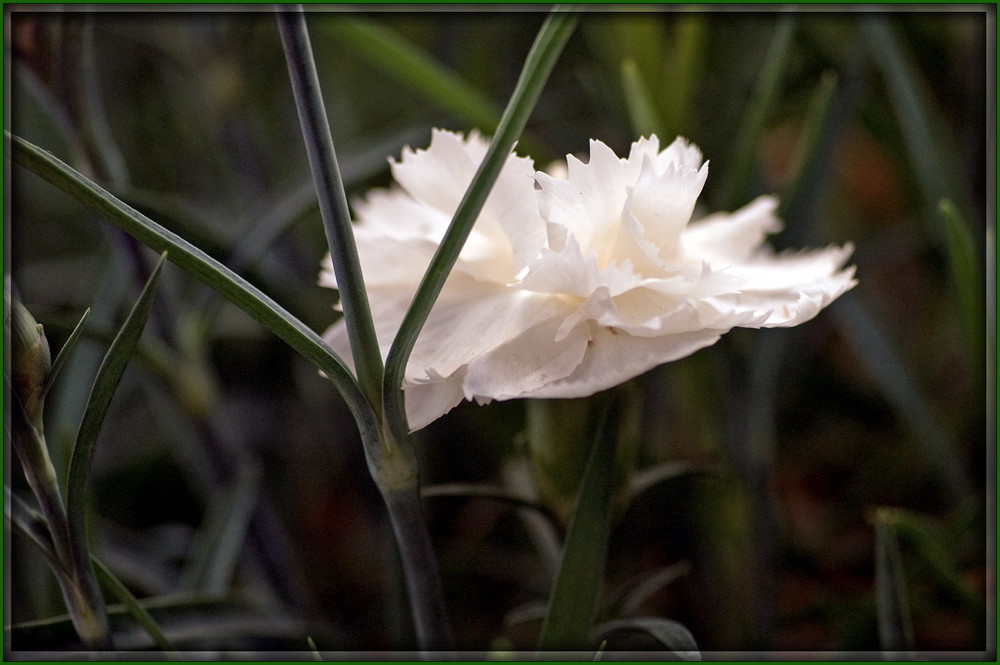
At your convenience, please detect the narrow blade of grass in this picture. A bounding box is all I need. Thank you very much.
[621,58,665,138]
[383,6,578,442]
[832,297,971,506]
[662,14,705,137]
[422,482,563,532]
[307,636,323,661]
[720,15,796,209]
[777,70,839,228]
[92,556,180,658]
[938,198,984,362]
[66,252,166,545]
[323,16,500,133]
[861,16,969,221]
[610,561,692,616]
[592,617,700,660]
[61,252,167,649]
[873,508,915,656]
[42,308,92,401]
[180,461,261,593]
[537,396,620,651]
[5,486,60,570]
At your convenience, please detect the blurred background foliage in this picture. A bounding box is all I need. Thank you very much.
[6,6,993,656]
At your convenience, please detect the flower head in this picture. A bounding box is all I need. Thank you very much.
[321,130,856,430]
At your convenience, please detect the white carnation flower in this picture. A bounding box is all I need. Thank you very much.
[321,129,857,430]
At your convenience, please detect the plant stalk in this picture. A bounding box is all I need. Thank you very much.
[277,5,384,415]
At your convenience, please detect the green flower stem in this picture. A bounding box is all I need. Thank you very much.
[382,6,579,444]
[383,484,454,651]
[9,390,73,571]
[4,131,379,447]
[276,8,452,649]
[277,6,384,415]
[9,384,111,648]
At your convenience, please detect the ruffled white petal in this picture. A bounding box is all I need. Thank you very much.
[681,195,782,264]
[527,324,725,399]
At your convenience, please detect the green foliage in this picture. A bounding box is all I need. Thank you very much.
[6,6,988,659]
[538,395,621,651]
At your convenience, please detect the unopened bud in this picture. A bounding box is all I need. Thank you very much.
[9,294,52,430]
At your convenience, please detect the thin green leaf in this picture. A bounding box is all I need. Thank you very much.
[422,483,562,531]
[537,396,620,651]
[9,592,305,650]
[323,16,500,133]
[278,7,384,412]
[873,508,915,656]
[80,14,129,188]
[61,252,167,650]
[662,15,705,137]
[889,508,980,614]
[939,198,983,362]
[861,16,969,220]
[42,308,92,400]
[5,131,377,442]
[92,557,179,658]
[383,6,579,445]
[593,617,700,660]
[778,70,839,224]
[628,460,708,501]
[720,15,796,208]
[831,298,971,506]
[5,486,60,570]
[66,252,167,546]
[621,58,665,138]
[610,562,693,616]
[180,462,261,593]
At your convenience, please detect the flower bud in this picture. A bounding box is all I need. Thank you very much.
[8,294,52,430]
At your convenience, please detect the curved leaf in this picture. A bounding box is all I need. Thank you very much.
[593,617,700,660]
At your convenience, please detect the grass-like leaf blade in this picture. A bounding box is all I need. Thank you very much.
[831,298,971,506]
[66,252,167,560]
[42,307,92,400]
[324,16,500,133]
[861,15,969,221]
[5,486,60,570]
[593,617,700,660]
[720,15,796,209]
[537,396,620,651]
[873,508,915,656]
[92,556,180,658]
[621,58,665,138]
[939,198,983,362]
